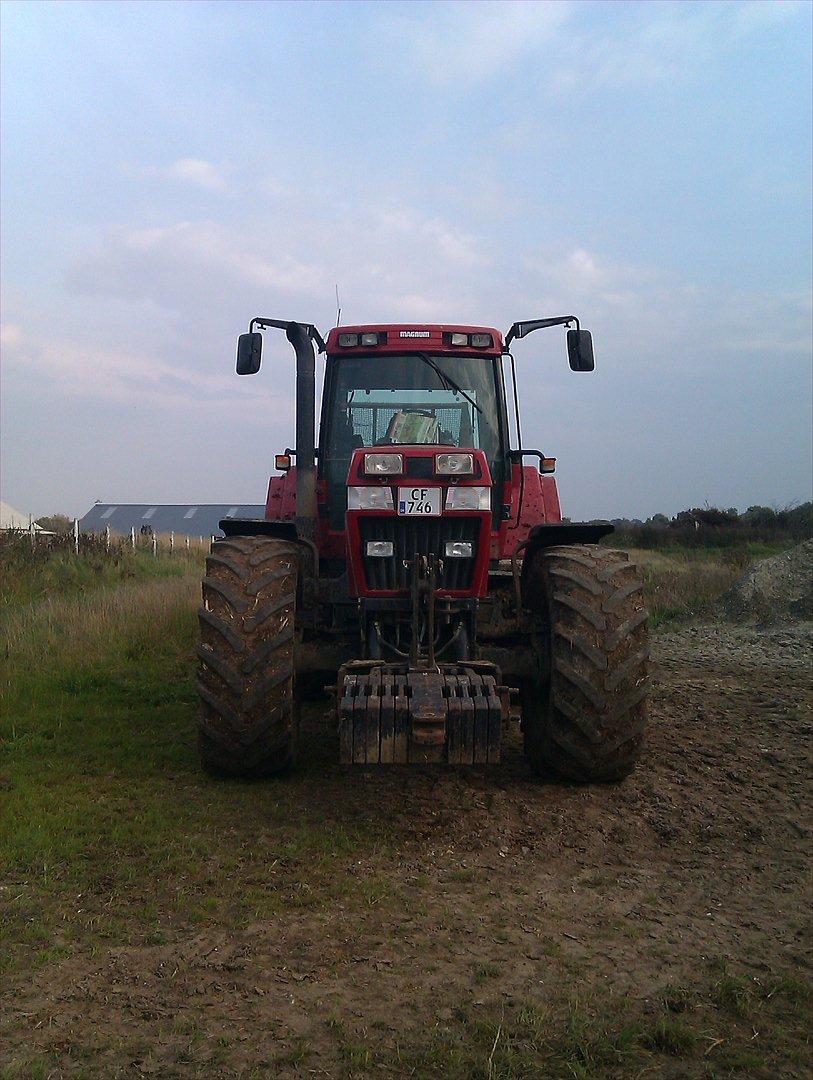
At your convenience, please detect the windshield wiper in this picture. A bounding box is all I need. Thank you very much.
[414,352,483,414]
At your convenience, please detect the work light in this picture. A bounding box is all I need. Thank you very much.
[450,332,469,346]
[364,453,403,476]
[360,332,380,346]
[436,453,474,476]
[338,333,359,347]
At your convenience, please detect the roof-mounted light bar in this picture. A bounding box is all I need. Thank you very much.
[338,331,385,347]
[446,332,493,348]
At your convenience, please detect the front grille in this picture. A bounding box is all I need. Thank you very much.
[359,517,480,591]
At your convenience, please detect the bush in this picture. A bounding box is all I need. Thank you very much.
[610,503,812,551]
[35,513,73,534]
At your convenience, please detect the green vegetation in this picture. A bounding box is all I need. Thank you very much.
[600,503,812,627]
[628,545,754,627]
[33,513,74,534]
[1,536,809,1075]
[336,969,809,1078]
[0,549,392,988]
[610,501,812,551]
[0,530,201,608]
[0,536,788,921]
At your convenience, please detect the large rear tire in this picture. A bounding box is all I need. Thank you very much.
[521,544,649,782]
[196,535,299,777]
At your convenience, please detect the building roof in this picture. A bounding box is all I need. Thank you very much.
[0,501,47,531]
[79,504,266,537]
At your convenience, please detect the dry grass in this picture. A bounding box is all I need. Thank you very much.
[2,574,200,674]
[627,546,752,626]
[0,531,202,609]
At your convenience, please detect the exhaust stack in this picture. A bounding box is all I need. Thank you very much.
[236,317,324,543]
[286,322,317,542]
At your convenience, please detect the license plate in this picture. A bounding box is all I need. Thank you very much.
[397,486,442,516]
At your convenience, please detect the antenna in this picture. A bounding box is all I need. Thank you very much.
[334,284,342,327]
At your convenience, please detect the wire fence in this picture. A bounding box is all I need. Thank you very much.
[3,519,217,558]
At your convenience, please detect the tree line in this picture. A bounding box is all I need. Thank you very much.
[608,503,812,549]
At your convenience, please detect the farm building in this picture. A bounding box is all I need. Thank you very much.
[1,501,49,532]
[79,504,266,539]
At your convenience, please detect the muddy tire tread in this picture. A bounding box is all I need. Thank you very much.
[523,544,649,782]
[196,536,299,777]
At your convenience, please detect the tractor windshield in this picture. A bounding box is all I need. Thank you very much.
[322,354,505,528]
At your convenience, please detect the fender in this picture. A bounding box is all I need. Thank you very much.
[219,517,300,541]
[519,521,615,610]
[523,521,614,551]
[218,517,319,626]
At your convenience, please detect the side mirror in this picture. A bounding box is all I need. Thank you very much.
[236,332,262,375]
[567,328,594,371]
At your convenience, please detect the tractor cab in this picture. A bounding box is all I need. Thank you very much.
[319,325,508,531]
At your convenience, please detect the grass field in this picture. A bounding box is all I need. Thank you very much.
[1,541,809,1077]
[618,542,788,627]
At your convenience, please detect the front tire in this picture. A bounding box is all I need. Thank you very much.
[196,536,299,777]
[522,545,649,782]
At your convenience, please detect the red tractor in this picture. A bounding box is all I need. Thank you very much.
[196,318,649,780]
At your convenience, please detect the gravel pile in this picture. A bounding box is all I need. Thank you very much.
[720,539,813,624]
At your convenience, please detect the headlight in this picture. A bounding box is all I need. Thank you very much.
[445,541,473,558]
[436,452,474,476]
[364,453,403,476]
[348,486,394,510]
[445,486,490,511]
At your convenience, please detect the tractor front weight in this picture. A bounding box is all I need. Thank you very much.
[336,550,519,764]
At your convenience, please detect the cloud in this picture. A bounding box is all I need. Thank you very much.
[0,323,25,348]
[64,199,491,327]
[509,244,813,380]
[23,195,495,408]
[550,0,809,93]
[0,318,292,416]
[375,1,572,86]
[2,323,214,403]
[55,203,812,408]
[377,0,808,95]
[141,157,228,191]
[65,220,325,314]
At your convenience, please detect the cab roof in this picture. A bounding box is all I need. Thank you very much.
[325,324,504,356]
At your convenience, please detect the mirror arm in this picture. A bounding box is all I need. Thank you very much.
[508,449,544,465]
[505,315,580,348]
[249,317,326,353]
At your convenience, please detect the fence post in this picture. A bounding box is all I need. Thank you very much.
[74,518,79,555]
[29,515,36,549]
[105,524,111,552]
[185,535,190,553]
[131,526,136,550]
[199,535,203,548]
[170,531,174,554]
[152,533,157,557]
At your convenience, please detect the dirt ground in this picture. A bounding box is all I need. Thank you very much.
[3,623,811,1077]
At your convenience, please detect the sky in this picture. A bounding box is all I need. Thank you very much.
[1,0,811,521]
